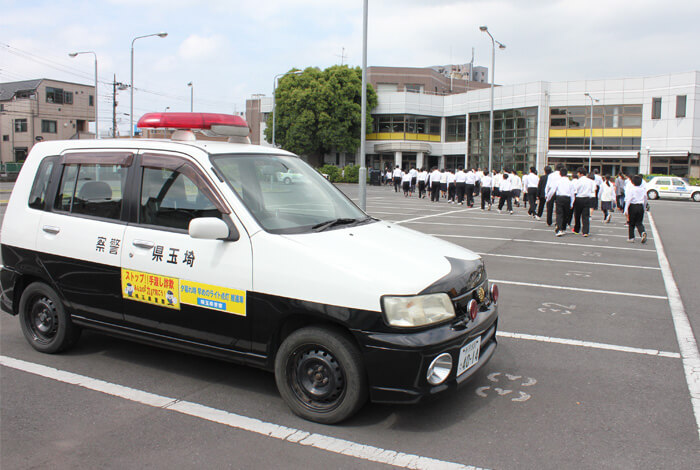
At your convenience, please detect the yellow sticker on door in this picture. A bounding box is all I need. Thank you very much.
[122,269,180,310]
[180,280,246,316]
[121,269,246,316]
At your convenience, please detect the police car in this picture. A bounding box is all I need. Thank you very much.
[646,176,700,202]
[0,112,498,424]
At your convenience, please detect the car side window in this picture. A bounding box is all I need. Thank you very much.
[671,178,685,186]
[28,157,57,210]
[656,179,670,186]
[140,166,222,230]
[54,163,128,220]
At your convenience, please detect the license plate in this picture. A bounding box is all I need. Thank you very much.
[457,337,481,376]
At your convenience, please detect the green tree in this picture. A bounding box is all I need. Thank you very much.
[264,65,378,160]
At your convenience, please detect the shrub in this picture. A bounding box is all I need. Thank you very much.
[342,165,360,183]
[318,164,342,182]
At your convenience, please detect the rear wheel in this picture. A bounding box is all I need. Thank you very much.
[647,190,658,200]
[19,283,80,354]
[274,326,367,424]
[284,177,292,185]
[692,192,700,202]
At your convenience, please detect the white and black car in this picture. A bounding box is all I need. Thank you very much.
[646,176,700,202]
[0,112,498,424]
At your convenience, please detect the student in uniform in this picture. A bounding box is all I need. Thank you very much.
[547,167,574,236]
[480,171,493,211]
[440,169,448,199]
[510,170,522,207]
[624,175,648,243]
[492,169,502,205]
[430,167,442,202]
[600,175,615,223]
[525,167,539,218]
[392,165,402,192]
[474,168,483,198]
[385,168,392,186]
[409,166,418,195]
[536,166,552,220]
[401,169,411,197]
[447,169,457,203]
[498,173,514,214]
[417,167,428,199]
[592,169,603,211]
[455,167,467,205]
[544,164,564,226]
[572,167,594,236]
[615,172,626,210]
[464,168,476,207]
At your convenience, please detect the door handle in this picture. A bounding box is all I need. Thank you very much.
[42,225,60,235]
[132,240,154,249]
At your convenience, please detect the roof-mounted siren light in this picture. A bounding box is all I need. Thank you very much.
[137,112,250,143]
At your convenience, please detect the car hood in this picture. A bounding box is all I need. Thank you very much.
[251,221,482,312]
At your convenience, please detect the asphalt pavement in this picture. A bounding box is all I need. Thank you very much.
[1,181,699,469]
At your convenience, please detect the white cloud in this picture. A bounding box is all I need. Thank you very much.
[178,34,227,61]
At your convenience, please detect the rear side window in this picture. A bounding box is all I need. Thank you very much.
[28,157,57,210]
[54,163,128,220]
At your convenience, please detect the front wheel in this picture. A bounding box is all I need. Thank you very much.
[647,190,658,200]
[19,282,81,354]
[274,326,367,424]
[692,192,700,202]
[283,177,292,185]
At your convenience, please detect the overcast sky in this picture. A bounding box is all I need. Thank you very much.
[1,0,698,134]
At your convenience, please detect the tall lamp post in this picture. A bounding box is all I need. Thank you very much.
[187,82,193,111]
[271,70,302,147]
[479,26,505,173]
[130,32,168,136]
[584,92,599,172]
[68,51,98,139]
[359,0,368,211]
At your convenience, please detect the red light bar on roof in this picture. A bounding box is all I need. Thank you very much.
[137,112,249,137]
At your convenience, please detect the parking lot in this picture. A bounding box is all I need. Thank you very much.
[1,181,699,469]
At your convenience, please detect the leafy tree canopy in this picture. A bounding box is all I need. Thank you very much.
[264,65,378,158]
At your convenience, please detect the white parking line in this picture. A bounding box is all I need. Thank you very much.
[478,253,660,270]
[395,208,478,224]
[490,279,667,300]
[431,234,655,252]
[403,221,647,239]
[648,213,700,441]
[497,331,680,358]
[0,355,485,470]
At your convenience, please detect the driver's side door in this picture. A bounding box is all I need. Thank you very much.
[120,152,253,352]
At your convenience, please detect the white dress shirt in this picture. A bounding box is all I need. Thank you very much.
[624,185,648,213]
[455,170,467,183]
[525,173,539,189]
[481,174,493,189]
[465,171,477,184]
[574,176,595,198]
[500,178,513,192]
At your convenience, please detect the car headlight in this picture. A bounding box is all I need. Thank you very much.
[382,293,455,328]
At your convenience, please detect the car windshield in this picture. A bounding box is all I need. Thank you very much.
[210,153,372,234]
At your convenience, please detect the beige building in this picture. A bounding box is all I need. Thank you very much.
[0,79,96,163]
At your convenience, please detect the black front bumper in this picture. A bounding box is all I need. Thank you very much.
[353,300,498,404]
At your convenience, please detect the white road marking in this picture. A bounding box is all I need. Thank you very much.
[490,279,667,300]
[395,208,478,224]
[0,355,486,470]
[476,252,660,271]
[496,331,681,358]
[648,213,700,440]
[401,221,642,238]
[431,233,655,252]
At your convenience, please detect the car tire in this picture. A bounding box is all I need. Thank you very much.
[284,177,292,185]
[692,192,700,202]
[647,190,658,200]
[19,282,81,354]
[274,326,367,424]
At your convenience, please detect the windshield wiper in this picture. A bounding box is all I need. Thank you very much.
[312,218,360,232]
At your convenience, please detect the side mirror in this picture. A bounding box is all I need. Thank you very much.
[188,217,238,241]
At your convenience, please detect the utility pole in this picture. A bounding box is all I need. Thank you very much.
[112,75,128,137]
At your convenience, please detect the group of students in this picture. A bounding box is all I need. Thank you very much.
[385,164,649,243]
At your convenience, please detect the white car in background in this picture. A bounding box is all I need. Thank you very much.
[646,176,700,202]
[276,169,304,184]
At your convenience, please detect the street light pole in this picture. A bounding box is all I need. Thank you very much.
[359,0,368,211]
[187,82,193,111]
[479,26,505,173]
[69,51,98,139]
[584,92,599,172]
[272,70,302,147]
[130,32,167,137]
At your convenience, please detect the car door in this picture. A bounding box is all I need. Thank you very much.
[35,151,133,324]
[120,152,253,352]
[654,178,672,198]
[671,178,689,199]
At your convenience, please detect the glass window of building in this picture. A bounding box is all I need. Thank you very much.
[446,116,466,142]
[14,119,28,133]
[46,87,64,104]
[42,120,57,133]
[676,95,686,118]
[651,97,662,119]
[369,114,440,141]
[548,104,642,151]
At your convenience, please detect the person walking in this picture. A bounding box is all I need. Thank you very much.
[446,169,456,203]
[455,167,467,205]
[392,165,402,192]
[409,166,418,195]
[544,164,564,226]
[498,173,514,214]
[418,167,428,199]
[430,167,442,202]
[547,167,574,236]
[572,167,594,236]
[592,169,603,212]
[600,175,614,223]
[480,171,493,211]
[440,169,448,200]
[510,170,522,207]
[537,166,552,220]
[465,168,476,207]
[624,175,648,243]
[525,167,539,218]
[615,172,626,210]
[401,168,411,197]
[474,168,483,199]
[492,169,503,206]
